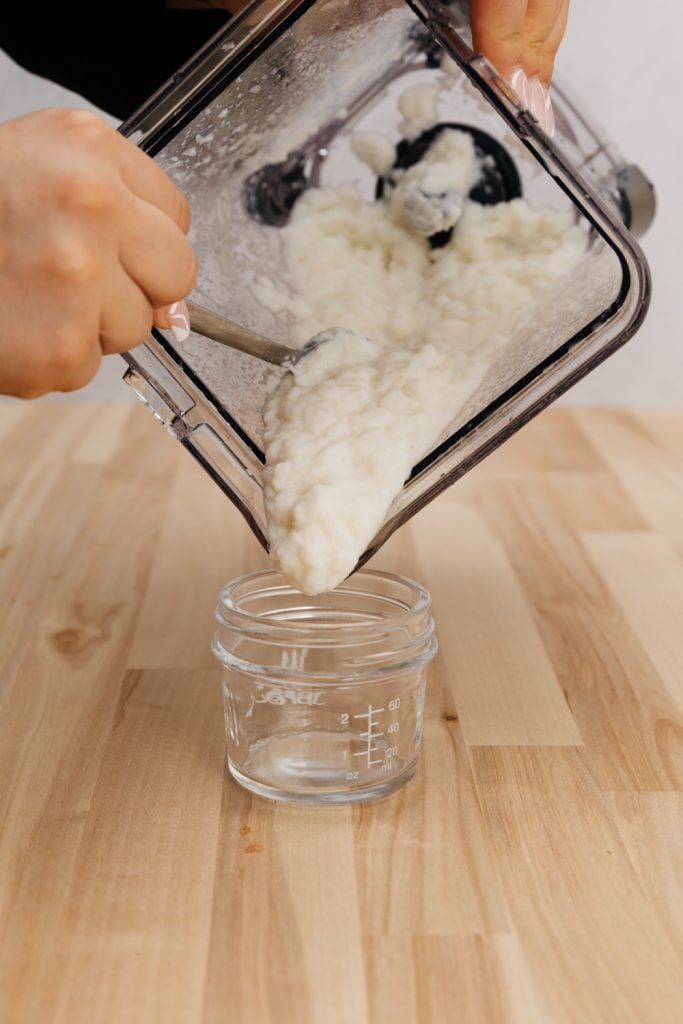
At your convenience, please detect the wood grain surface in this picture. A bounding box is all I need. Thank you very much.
[1,402,682,1023]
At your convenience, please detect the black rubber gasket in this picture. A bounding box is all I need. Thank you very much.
[377,121,522,247]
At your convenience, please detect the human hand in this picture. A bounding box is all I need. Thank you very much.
[0,108,197,398]
[469,0,569,134]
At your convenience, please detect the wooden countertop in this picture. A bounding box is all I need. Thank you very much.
[1,402,682,1023]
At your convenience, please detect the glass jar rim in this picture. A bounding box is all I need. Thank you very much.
[214,569,432,638]
[212,568,436,683]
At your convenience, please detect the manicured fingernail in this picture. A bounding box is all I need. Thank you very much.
[509,67,531,106]
[168,300,190,344]
[527,77,556,137]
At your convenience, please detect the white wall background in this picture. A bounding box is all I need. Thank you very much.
[1,0,680,404]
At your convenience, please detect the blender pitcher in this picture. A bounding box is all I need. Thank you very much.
[119,0,654,564]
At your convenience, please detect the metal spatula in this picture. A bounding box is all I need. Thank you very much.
[186,300,319,368]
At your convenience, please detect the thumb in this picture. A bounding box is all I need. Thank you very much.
[155,300,190,344]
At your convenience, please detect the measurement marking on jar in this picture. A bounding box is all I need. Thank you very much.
[353,707,385,719]
[353,705,387,768]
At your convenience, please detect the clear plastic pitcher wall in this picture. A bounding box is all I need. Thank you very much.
[121,0,652,562]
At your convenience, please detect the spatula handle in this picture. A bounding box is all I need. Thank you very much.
[186,300,301,367]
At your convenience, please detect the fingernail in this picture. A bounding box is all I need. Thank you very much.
[509,67,531,107]
[167,300,190,344]
[527,77,556,137]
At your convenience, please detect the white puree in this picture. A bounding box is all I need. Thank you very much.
[397,83,439,139]
[350,132,395,175]
[258,130,586,595]
[387,128,479,236]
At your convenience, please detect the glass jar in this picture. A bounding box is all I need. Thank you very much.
[211,569,437,805]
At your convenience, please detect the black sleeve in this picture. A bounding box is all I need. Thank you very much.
[1,2,230,121]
